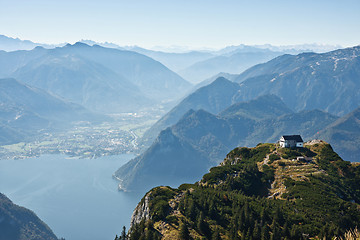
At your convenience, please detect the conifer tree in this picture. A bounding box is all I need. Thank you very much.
[253,221,261,239]
[120,226,127,240]
[261,225,270,240]
[179,222,191,240]
[282,222,290,238]
[212,228,221,240]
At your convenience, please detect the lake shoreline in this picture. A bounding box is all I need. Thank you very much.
[0,153,140,240]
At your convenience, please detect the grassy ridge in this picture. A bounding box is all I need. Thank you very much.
[128,142,360,240]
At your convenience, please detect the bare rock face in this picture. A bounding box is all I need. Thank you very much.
[130,193,151,230]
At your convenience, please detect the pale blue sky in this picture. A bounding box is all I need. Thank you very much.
[1,0,359,48]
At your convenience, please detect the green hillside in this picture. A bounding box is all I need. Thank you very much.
[128,141,360,240]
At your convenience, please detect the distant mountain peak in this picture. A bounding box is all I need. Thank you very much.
[33,46,45,50]
[210,76,233,85]
[72,42,91,48]
[201,76,240,91]
[64,42,91,49]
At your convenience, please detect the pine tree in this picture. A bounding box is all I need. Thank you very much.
[120,226,127,240]
[253,221,261,239]
[179,222,191,240]
[282,222,290,238]
[188,200,196,221]
[290,225,300,239]
[197,211,212,238]
[212,228,221,240]
[245,228,251,240]
[261,225,270,240]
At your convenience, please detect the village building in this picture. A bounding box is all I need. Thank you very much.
[279,135,303,148]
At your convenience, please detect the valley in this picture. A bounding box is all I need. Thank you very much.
[0,111,159,160]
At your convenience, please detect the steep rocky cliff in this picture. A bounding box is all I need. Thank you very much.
[130,192,151,230]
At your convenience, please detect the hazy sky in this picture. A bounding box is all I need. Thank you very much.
[1,0,359,49]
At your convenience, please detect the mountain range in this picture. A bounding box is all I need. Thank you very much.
[143,46,360,147]
[0,42,192,113]
[0,35,64,52]
[231,45,360,116]
[126,46,214,72]
[0,34,344,87]
[129,44,341,84]
[115,95,338,191]
[178,50,284,83]
[116,46,360,192]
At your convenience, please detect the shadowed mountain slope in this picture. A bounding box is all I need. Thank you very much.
[316,107,360,162]
[0,193,58,240]
[0,78,102,144]
[141,77,241,146]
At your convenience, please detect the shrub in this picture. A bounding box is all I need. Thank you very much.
[269,154,280,163]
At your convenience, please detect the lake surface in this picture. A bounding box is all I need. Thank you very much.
[0,154,143,240]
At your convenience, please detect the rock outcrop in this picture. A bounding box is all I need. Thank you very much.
[130,192,151,230]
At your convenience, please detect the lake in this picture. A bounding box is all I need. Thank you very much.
[0,154,143,240]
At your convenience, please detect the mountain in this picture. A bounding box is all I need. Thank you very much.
[316,106,360,162]
[115,128,210,192]
[220,94,293,120]
[178,50,283,83]
[0,193,58,240]
[128,46,214,72]
[0,35,39,51]
[128,141,360,240]
[12,52,148,113]
[0,43,192,113]
[244,109,339,147]
[122,46,360,191]
[214,43,341,55]
[141,77,241,146]
[115,95,338,191]
[191,72,239,91]
[232,45,360,116]
[57,43,192,102]
[0,78,102,145]
[0,46,48,77]
[0,34,63,52]
[144,45,360,140]
[79,39,125,49]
